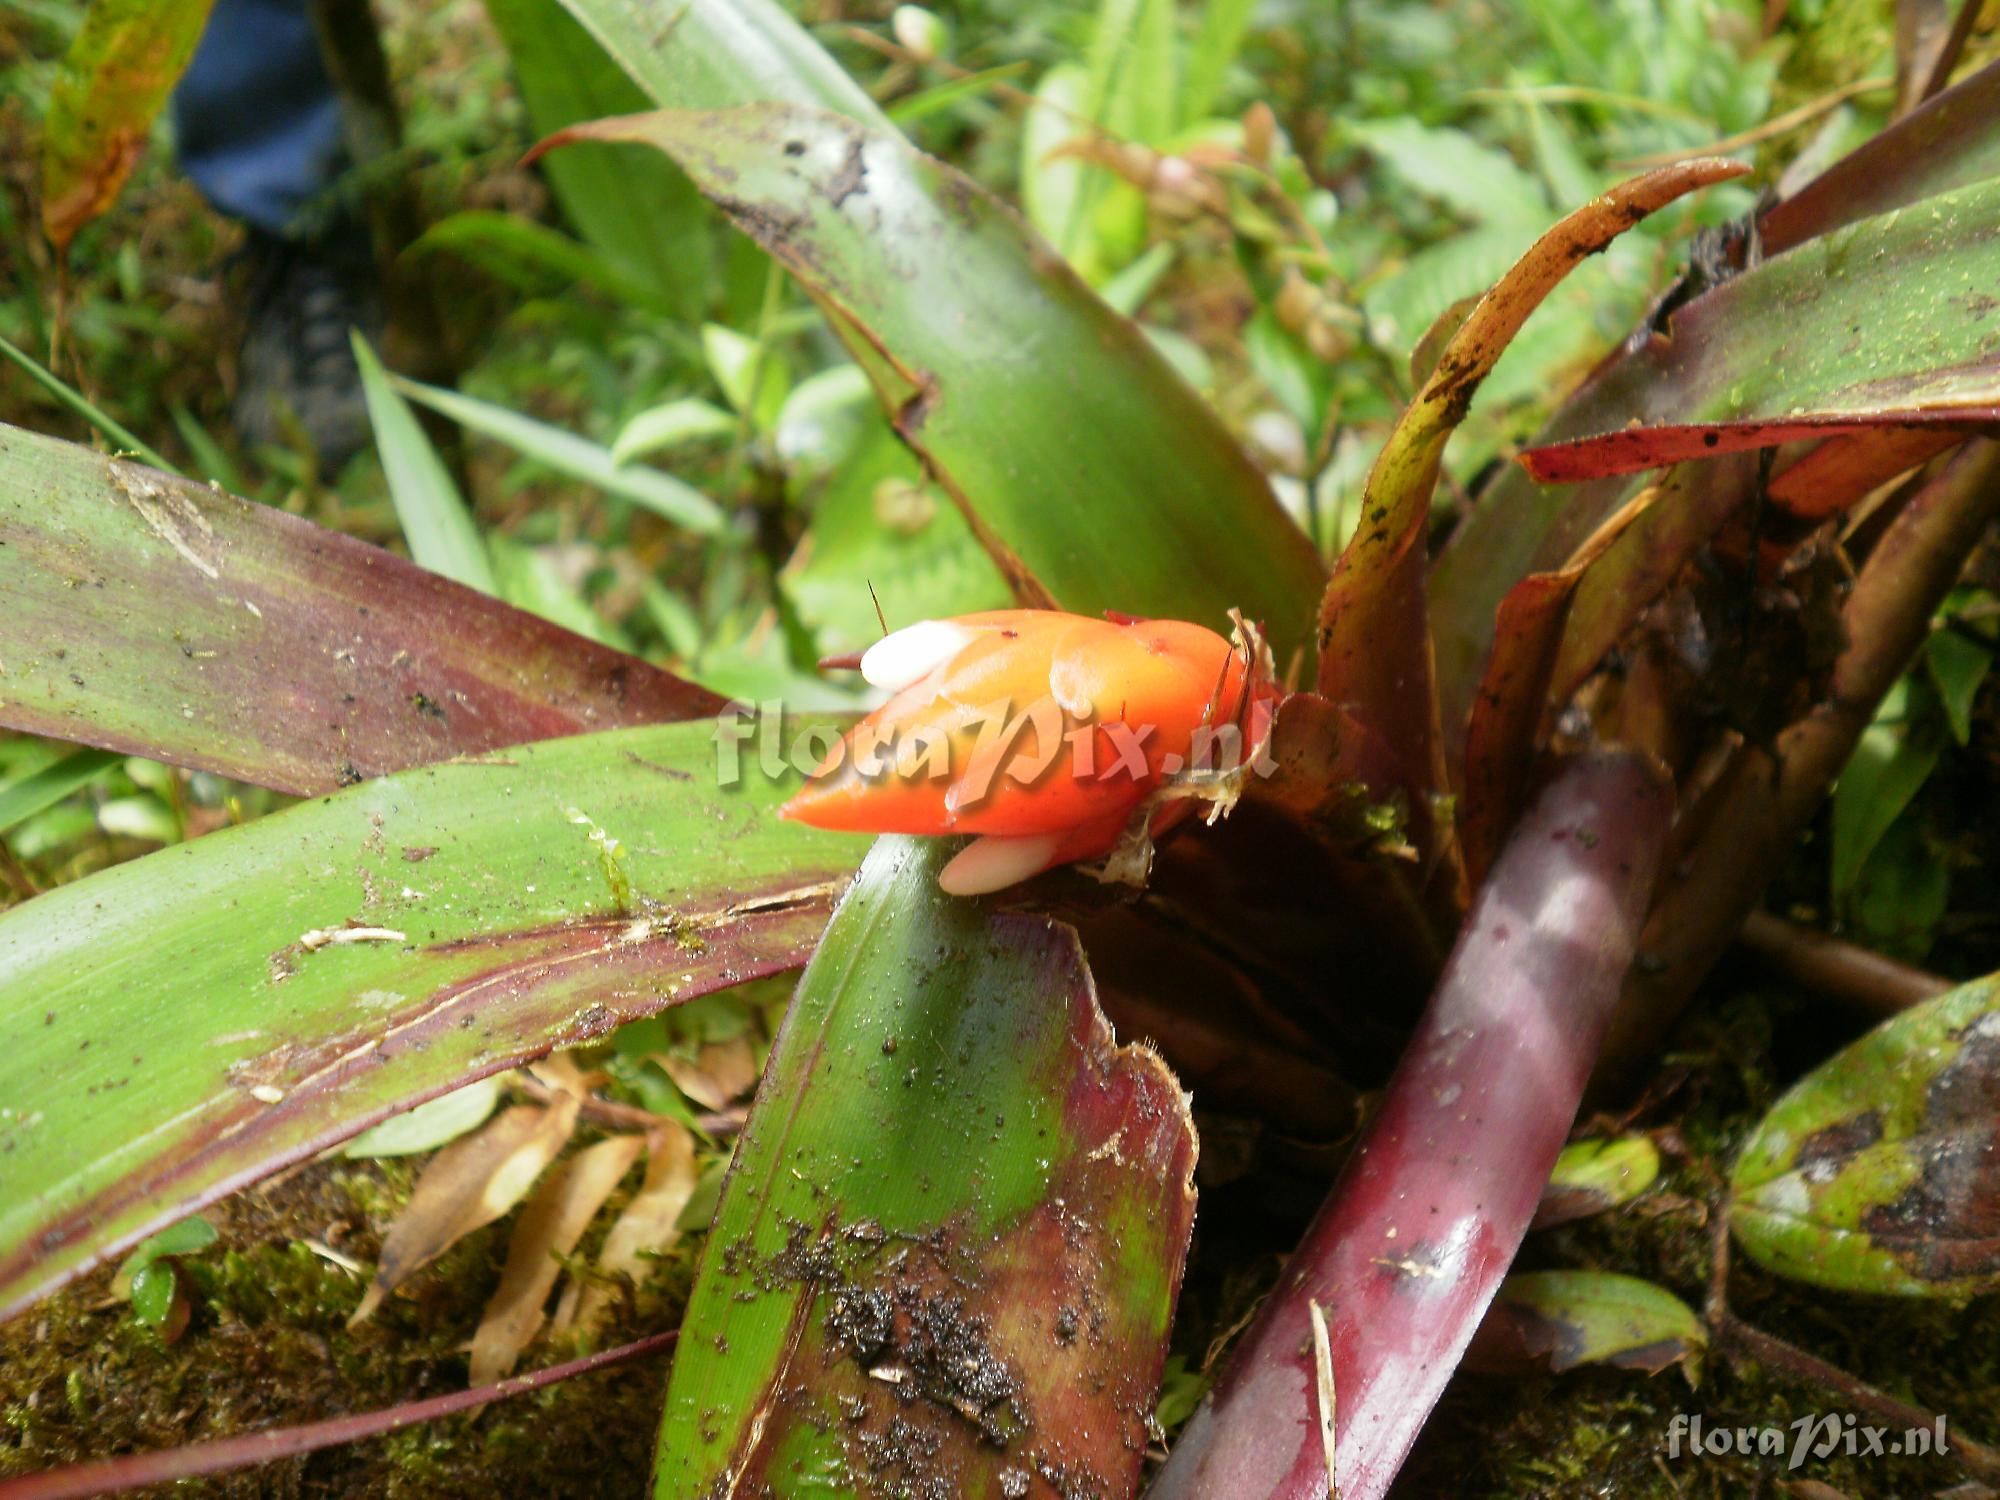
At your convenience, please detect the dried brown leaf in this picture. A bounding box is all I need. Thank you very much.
[469,1132,646,1384]
[563,1123,699,1335]
[348,1096,581,1326]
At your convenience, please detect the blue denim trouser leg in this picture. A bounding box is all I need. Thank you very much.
[172,0,348,237]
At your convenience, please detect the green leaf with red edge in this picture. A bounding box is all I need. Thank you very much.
[1511,176,2000,482]
[1313,159,1744,866]
[0,425,723,795]
[1730,972,2000,1298]
[1464,1271,1704,1378]
[38,0,217,254]
[532,102,1326,670]
[0,719,866,1323]
[653,836,1196,1497]
[1432,63,2000,739]
[1761,58,2000,255]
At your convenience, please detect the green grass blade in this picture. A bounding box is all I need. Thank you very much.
[351,334,498,595]
[0,748,120,835]
[391,375,726,534]
[0,333,173,472]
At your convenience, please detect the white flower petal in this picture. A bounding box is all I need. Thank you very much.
[859,619,977,692]
[938,833,1062,896]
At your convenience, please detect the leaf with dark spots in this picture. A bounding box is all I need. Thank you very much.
[534,103,1325,668]
[1148,752,1672,1500]
[0,721,866,1323]
[1730,973,2000,1297]
[1520,411,1997,486]
[654,837,1196,1498]
[1464,1271,1704,1377]
[0,427,724,794]
[1314,159,1741,876]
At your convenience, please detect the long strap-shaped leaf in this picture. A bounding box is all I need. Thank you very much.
[536,102,1327,668]
[1432,64,2000,743]
[0,426,723,793]
[0,721,865,1321]
[1313,161,1741,869]
[653,837,1197,1497]
[1148,752,1671,1500]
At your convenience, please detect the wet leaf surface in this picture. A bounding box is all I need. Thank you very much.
[654,836,1196,1498]
[537,103,1326,668]
[0,720,864,1322]
[1730,974,2000,1298]
[0,427,724,795]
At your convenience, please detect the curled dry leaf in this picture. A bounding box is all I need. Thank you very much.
[1316,157,1746,875]
[348,1095,581,1326]
[470,1133,646,1385]
[656,1036,760,1112]
[562,1123,699,1335]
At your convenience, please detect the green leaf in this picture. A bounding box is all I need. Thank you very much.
[0,719,866,1320]
[1927,622,1992,746]
[0,333,172,472]
[886,61,1027,126]
[486,0,713,320]
[541,103,1325,666]
[116,1214,219,1285]
[1467,1271,1705,1376]
[128,1260,178,1326]
[700,322,791,432]
[1730,973,2000,1297]
[783,422,1014,653]
[352,335,498,595]
[408,211,679,315]
[772,364,874,477]
[391,375,725,534]
[1181,0,1258,123]
[1021,62,1096,270]
[0,748,120,835]
[344,1075,506,1158]
[653,837,1196,1495]
[1350,119,1549,226]
[611,397,738,464]
[1831,688,1944,904]
[554,0,889,128]
[38,0,217,252]
[1533,1134,1662,1229]
[0,425,722,795]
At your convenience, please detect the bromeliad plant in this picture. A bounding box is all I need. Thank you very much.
[7,0,2000,1495]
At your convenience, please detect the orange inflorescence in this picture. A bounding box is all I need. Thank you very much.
[780,609,1277,894]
